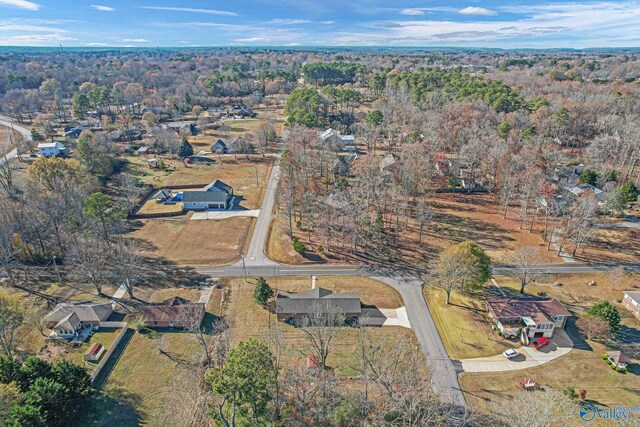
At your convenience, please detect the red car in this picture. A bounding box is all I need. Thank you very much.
[531,337,550,350]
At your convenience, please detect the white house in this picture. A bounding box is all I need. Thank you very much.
[38,141,66,157]
[318,128,355,150]
[51,312,82,339]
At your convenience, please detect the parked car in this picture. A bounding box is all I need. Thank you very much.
[531,337,550,350]
[503,348,520,359]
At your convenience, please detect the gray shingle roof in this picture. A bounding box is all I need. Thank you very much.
[275,287,362,315]
[45,303,113,324]
[624,291,640,302]
[183,179,232,204]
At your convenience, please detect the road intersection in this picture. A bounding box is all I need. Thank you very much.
[193,145,640,409]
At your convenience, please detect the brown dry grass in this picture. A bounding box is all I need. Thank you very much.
[188,116,285,152]
[0,125,24,153]
[130,216,254,266]
[266,217,307,265]
[460,339,640,412]
[270,192,563,265]
[126,156,272,210]
[570,227,640,263]
[222,276,414,376]
[137,198,184,215]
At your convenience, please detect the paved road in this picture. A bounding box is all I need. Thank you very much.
[243,148,282,264]
[374,276,467,407]
[0,116,31,165]
[196,261,640,279]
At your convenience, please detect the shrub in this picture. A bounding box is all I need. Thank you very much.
[563,386,578,400]
[317,245,325,253]
[579,389,587,400]
[292,238,306,255]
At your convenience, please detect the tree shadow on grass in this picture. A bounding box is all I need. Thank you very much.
[83,383,143,427]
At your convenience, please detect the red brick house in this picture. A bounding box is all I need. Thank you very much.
[486,297,571,339]
[142,297,205,328]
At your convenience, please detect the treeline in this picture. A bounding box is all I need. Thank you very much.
[302,61,366,86]
[386,69,524,113]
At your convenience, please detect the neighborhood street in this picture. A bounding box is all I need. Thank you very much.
[191,144,640,411]
[0,116,30,165]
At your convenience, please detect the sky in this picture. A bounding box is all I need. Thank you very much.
[0,0,639,48]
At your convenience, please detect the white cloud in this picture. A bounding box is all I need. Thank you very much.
[268,19,310,25]
[399,8,425,16]
[121,38,148,43]
[0,21,68,33]
[0,0,39,11]
[233,37,271,43]
[0,33,76,45]
[139,6,237,16]
[334,1,640,48]
[459,6,497,16]
[86,42,109,46]
[91,5,114,11]
[320,20,335,25]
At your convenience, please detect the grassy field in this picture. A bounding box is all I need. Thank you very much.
[188,116,285,152]
[424,287,516,360]
[58,328,122,367]
[570,227,640,263]
[85,330,202,426]
[136,199,183,215]
[130,216,254,266]
[460,339,640,412]
[223,276,412,376]
[127,156,271,210]
[266,217,307,264]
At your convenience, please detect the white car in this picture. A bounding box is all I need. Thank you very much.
[503,349,520,359]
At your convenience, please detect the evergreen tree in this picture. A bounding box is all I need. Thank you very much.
[620,181,638,203]
[253,277,274,307]
[587,301,621,334]
[178,139,194,158]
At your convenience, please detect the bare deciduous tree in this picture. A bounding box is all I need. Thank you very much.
[506,246,540,294]
[489,389,578,427]
[298,307,345,371]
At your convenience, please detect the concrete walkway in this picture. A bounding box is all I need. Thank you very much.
[460,329,573,373]
[190,210,260,220]
[381,307,411,328]
[198,286,215,304]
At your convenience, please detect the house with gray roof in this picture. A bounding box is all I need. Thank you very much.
[183,179,233,211]
[275,287,362,324]
[44,302,113,329]
[211,139,228,154]
[51,312,82,339]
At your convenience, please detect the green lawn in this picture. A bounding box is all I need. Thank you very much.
[424,287,516,359]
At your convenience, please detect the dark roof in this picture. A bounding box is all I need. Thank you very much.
[486,297,571,324]
[154,189,171,199]
[182,190,228,203]
[204,179,232,194]
[142,297,204,323]
[275,287,361,315]
[183,180,232,204]
[211,139,227,148]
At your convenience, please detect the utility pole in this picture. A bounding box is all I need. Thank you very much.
[242,256,247,282]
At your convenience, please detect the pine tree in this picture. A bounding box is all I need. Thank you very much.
[253,277,274,307]
[178,139,194,159]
